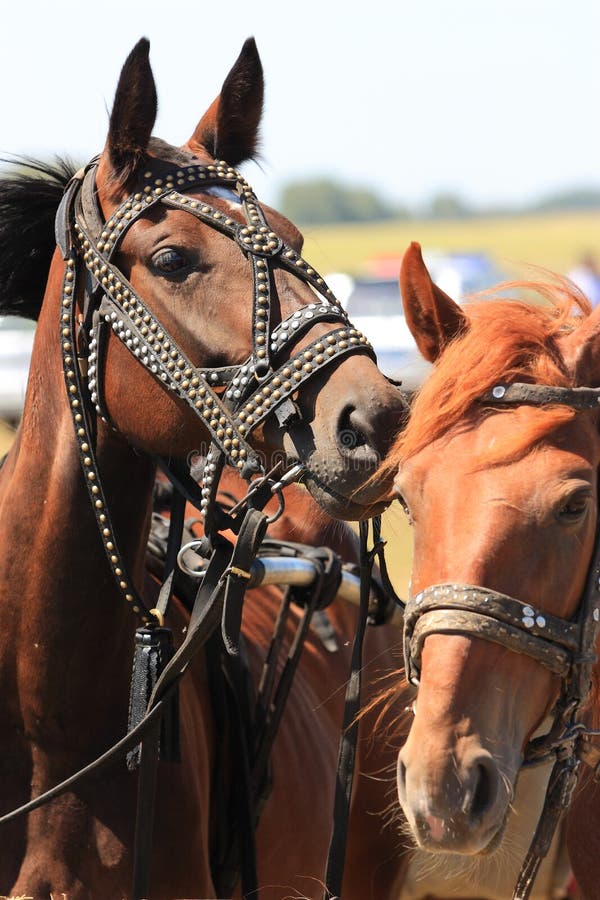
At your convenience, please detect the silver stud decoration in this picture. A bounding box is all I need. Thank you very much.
[231,326,373,437]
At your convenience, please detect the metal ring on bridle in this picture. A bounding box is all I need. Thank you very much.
[176,540,209,579]
[265,488,285,525]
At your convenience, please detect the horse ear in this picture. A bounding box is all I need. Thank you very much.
[186,37,263,166]
[101,38,157,195]
[400,242,469,362]
[558,306,600,387]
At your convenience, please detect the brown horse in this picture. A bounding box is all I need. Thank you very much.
[378,243,600,898]
[0,38,406,898]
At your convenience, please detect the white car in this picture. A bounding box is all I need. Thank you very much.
[327,272,429,390]
[328,252,506,389]
[0,316,35,421]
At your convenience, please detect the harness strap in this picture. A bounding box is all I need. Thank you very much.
[512,754,580,900]
[251,564,325,798]
[220,652,259,896]
[132,717,162,900]
[59,254,155,624]
[323,518,374,899]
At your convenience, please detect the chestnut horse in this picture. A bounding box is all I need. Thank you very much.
[0,38,406,898]
[380,243,600,898]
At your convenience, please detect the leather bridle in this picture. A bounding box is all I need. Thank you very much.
[56,155,376,624]
[400,381,600,900]
[37,152,394,899]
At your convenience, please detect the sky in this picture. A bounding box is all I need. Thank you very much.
[1,0,599,212]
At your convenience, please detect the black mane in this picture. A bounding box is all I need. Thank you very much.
[0,157,78,320]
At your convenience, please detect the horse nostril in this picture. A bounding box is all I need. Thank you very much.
[337,406,369,453]
[464,761,498,821]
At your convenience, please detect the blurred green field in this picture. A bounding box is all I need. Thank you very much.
[301,209,600,279]
[378,503,413,600]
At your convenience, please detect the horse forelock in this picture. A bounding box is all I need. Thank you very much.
[387,278,593,471]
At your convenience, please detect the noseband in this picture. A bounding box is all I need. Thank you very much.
[401,381,600,900]
[56,156,375,624]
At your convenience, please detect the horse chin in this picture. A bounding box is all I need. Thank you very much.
[302,472,389,521]
[412,813,509,858]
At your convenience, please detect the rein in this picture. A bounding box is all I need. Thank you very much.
[401,381,600,900]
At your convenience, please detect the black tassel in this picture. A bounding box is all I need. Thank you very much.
[127,626,180,771]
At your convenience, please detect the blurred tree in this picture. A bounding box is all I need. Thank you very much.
[428,191,471,219]
[532,188,600,212]
[279,178,406,224]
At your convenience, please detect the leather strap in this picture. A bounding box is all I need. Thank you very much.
[323,519,373,899]
[482,382,600,410]
[221,511,268,656]
[404,585,578,685]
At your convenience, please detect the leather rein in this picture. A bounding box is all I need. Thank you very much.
[400,380,600,900]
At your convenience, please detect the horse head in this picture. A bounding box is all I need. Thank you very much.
[48,37,405,520]
[387,242,600,856]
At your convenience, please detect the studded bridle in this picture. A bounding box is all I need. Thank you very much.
[50,154,391,897]
[56,155,375,626]
[400,380,600,900]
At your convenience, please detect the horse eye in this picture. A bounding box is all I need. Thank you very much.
[557,493,590,523]
[398,496,414,526]
[151,248,188,274]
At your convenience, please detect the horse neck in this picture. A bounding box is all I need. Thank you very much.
[0,260,156,748]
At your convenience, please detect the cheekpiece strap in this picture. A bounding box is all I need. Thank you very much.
[59,255,154,624]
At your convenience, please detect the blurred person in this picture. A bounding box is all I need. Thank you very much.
[567,252,600,308]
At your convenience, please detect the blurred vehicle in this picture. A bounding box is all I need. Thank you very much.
[424,250,508,300]
[327,272,429,390]
[328,251,507,389]
[0,316,35,421]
